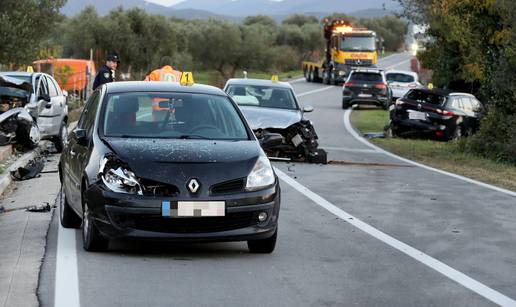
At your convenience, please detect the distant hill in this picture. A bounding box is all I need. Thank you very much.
[61,0,400,20]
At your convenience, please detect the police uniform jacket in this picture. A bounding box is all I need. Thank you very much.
[93,65,115,90]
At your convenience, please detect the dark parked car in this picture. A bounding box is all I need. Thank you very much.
[59,81,281,253]
[224,78,327,164]
[387,89,485,140]
[342,69,392,110]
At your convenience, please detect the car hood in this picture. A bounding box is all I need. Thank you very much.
[104,138,261,193]
[240,106,302,130]
[0,75,32,93]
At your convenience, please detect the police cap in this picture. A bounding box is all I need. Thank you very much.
[106,53,121,63]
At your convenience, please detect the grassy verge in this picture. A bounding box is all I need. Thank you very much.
[351,108,516,192]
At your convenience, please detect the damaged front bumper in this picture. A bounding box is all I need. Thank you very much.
[255,120,327,164]
[84,182,281,242]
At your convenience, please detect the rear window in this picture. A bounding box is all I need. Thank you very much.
[386,73,415,83]
[405,90,446,105]
[350,72,383,82]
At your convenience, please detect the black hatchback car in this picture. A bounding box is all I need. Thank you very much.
[59,81,281,253]
[387,89,484,140]
[342,69,392,109]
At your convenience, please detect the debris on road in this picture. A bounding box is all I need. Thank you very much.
[25,202,51,212]
[10,156,45,181]
[364,132,385,139]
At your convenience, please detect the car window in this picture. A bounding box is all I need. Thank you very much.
[460,97,473,112]
[47,77,59,97]
[78,92,99,130]
[386,73,415,83]
[450,98,461,109]
[226,85,298,110]
[405,90,446,105]
[38,76,49,96]
[102,92,249,140]
[470,98,482,112]
[349,72,383,82]
[47,77,61,97]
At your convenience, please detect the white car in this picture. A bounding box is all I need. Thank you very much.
[386,70,423,100]
[1,72,68,152]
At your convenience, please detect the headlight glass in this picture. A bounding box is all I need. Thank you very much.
[246,154,275,191]
[99,157,143,195]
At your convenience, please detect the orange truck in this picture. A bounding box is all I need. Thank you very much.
[33,59,96,92]
[302,19,378,85]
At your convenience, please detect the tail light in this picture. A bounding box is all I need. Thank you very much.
[436,109,455,116]
[344,82,355,88]
[374,83,387,89]
[435,131,444,137]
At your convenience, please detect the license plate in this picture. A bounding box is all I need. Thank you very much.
[408,110,426,120]
[358,93,372,98]
[162,201,225,217]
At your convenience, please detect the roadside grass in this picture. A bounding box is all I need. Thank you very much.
[351,108,516,192]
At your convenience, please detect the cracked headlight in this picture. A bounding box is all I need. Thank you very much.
[246,154,275,191]
[99,157,143,195]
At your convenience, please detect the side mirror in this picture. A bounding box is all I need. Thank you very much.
[73,128,88,146]
[259,133,283,150]
[38,93,51,102]
[303,105,314,113]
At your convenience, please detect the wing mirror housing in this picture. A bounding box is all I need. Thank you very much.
[38,93,51,102]
[73,128,88,146]
[259,133,283,150]
[303,105,314,113]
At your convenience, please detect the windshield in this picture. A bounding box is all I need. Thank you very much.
[350,72,383,82]
[5,75,32,84]
[102,92,249,140]
[405,90,446,105]
[226,85,298,110]
[341,36,376,52]
[386,73,415,83]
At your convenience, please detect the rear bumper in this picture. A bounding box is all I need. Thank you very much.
[391,116,453,139]
[85,182,281,242]
[343,95,389,106]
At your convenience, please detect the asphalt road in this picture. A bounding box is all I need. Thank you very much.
[38,52,516,307]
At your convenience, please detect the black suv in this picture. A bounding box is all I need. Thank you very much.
[342,69,392,109]
[387,89,484,140]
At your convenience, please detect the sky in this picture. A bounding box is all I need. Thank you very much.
[146,0,284,6]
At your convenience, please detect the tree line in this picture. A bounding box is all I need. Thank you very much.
[398,0,516,164]
[1,2,408,81]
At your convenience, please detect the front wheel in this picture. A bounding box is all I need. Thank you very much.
[82,200,109,252]
[60,185,81,228]
[17,121,40,149]
[248,229,277,254]
[342,99,350,109]
[54,121,68,153]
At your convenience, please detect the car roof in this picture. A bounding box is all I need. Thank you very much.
[410,88,475,97]
[385,70,417,76]
[104,81,228,96]
[225,78,293,89]
[351,68,384,74]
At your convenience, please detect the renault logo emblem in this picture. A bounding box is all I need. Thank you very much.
[187,179,200,194]
[418,104,422,110]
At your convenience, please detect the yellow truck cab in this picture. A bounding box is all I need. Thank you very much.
[303,19,378,85]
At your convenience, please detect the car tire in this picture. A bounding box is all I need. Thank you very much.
[17,121,40,149]
[322,69,330,85]
[452,125,463,141]
[248,229,277,254]
[54,121,68,153]
[309,148,328,164]
[307,69,313,82]
[381,101,390,110]
[82,198,109,252]
[59,185,81,228]
[342,99,350,109]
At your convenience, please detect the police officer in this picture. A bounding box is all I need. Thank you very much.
[93,53,120,90]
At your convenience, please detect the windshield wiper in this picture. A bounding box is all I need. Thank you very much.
[178,134,209,140]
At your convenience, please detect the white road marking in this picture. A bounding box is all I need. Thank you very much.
[343,109,516,198]
[54,226,80,307]
[289,77,306,83]
[297,86,335,97]
[274,168,516,307]
[321,146,378,153]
